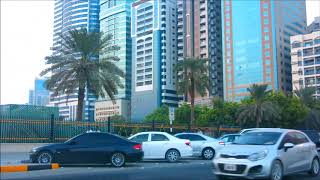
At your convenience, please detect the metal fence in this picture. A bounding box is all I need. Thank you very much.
[0,118,240,143]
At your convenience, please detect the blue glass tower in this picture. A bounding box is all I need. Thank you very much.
[222,0,307,101]
[51,0,100,121]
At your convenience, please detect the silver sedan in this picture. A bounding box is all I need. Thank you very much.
[213,128,320,180]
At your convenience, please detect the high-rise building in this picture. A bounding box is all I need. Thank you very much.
[50,0,100,121]
[28,79,50,106]
[307,16,320,33]
[131,0,179,121]
[222,0,307,101]
[97,0,133,119]
[177,0,223,103]
[291,31,320,98]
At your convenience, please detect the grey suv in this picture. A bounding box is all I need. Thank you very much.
[213,129,319,180]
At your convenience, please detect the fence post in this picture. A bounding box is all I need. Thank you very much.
[107,116,111,133]
[50,114,55,142]
[152,120,155,131]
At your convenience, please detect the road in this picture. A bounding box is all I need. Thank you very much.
[1,159,319,180]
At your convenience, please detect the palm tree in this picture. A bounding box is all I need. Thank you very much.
[294,87,320,129]
[175,57,210,128]
[41,28,124,121]
[237,84,279,128]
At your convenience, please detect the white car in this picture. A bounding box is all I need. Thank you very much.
[213,129,320,180]
[174,133,225,160]
[128,132,192,162]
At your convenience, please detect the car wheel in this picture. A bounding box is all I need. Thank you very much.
[202,147,215,160]
[37,151,53,164]
[308,157,320,176]
[110,152,126,167]
[165,149,180,163]
[270,160,283,180]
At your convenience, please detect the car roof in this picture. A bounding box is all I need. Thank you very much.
[175,132,205,135]
[221,133,240,136]
[248,128,304,134]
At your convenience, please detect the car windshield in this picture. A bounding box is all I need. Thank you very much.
[233,132,282,145]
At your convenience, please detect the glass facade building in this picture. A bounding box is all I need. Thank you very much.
[51,0,100,121]
[99,0,132,100]
[28,79,50,106]
[131,0,179,121]
[98,0,132,119]
[222,0,307,101]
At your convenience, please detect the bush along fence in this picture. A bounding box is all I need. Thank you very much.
[0,116,240,143]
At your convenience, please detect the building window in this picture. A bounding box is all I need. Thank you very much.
[292,42,301,48]
[304,41,313,47]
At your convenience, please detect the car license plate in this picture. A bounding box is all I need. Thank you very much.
[224,164,236,171]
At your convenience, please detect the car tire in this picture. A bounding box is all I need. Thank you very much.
[202,147,215,160]
[110,152,126,167]
[165,149,180,163]
[37,151,53,164]
[308,157,320,177]
[270,160,283,180]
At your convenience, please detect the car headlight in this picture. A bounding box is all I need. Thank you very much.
[248,150,268,161]
[31,148,37,153]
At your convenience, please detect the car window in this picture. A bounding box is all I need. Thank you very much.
[293,132,309,144]
[234,132,281,145]
[221,136,229,142]
[130,134,149,143]
[175,134,189,139]
[279,132,296,148]
[71,133,121,145]
[151,134,169,141]
[188,134,206,141]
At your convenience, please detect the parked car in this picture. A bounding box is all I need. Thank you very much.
[218,134,241,144]
[174,133,225,160]
[300,130,320,151]
[239,128,281,134]
[213,129,319,180]
[128,132,192,162]
[30,132,143,167]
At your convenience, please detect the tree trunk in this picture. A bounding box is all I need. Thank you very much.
[76,86,85,121]
[256,115,260,128]
[190,77,195,130]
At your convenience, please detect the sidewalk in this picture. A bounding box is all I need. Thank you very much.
[0,143,47,165]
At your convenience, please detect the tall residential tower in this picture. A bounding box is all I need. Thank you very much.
[177,0,223,103]
[131,0,179,121]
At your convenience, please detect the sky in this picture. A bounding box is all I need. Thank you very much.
[1,0,320,105]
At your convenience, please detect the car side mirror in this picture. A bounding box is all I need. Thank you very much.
[283,143,294,152]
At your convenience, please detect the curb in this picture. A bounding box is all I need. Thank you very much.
[0,163,59,173]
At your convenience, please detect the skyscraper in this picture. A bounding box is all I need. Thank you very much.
[307,16,320,33]
[50,0,100,121]
[28,78,50,106]
[222,0,307,101]
[131,0,179,121]
[96,0,133,120]
[177,0,223,103]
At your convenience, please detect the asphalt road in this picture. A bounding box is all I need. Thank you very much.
[1,159,319,180]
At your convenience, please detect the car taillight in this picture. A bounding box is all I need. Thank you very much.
[133,144,142,150]
[185,141,191,146]
[219,141,225,145]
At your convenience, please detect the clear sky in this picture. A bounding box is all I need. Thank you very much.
[1,0,320,104]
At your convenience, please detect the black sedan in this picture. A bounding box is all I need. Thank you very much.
[30,132,143,167]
